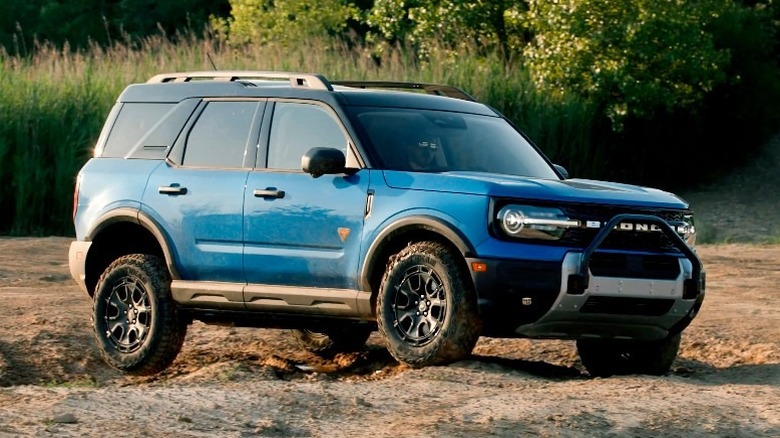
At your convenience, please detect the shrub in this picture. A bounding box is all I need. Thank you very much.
[522,0,732,131]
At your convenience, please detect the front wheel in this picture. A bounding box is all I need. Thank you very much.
[577,332,682,377]
[92,254,187,375]
[377,241,481,367]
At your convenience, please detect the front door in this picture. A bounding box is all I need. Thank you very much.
[243,101,369,293]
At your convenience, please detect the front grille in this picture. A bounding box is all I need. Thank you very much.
[589,253,681,280]
[559,204,689,252]
[581,296,674,316]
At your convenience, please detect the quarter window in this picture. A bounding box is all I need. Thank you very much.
[102,103,174,157]
[183,101,260,168]
[267,102,347,170]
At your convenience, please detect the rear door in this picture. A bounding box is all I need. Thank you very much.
[142,99,265,283]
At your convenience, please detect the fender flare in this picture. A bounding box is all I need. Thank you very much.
[85,207,181,280]
[359,215,475,292]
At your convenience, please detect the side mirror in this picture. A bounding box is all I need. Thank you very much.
[554,164,569,179]
[302,147,346,178]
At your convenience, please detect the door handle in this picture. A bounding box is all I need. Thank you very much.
[253,188,285,199]
[158,185,187,195]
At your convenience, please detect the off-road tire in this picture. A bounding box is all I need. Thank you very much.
[291,325,373,357]
[577,332,682,377]
[377,241,481,367]
[92,254,187,375]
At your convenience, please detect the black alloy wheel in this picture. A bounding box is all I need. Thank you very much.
[377,241,481,367]
[93,254,187,375]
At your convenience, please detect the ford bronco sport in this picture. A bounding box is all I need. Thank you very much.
[69,71,705,377]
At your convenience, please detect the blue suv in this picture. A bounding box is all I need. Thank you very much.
[69,71,705,377]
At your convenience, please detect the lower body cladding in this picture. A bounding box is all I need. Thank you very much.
[470,251,705,341]
[169,281,374,330]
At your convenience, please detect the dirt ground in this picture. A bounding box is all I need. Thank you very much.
[0,235,777,438]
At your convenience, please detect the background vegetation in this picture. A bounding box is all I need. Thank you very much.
[1,0,779,235]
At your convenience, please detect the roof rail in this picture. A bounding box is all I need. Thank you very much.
[146,71,333,91]
[331,81,476,102]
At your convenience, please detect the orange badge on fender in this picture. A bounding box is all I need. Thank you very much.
[338,228,351,242]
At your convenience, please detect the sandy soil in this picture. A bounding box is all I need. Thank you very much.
[0,237,778,437]
[682,133,780,244]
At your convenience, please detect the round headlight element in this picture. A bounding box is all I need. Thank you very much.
[500,209,525,235]
[497,205,580,240]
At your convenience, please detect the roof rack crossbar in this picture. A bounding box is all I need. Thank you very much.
[146,71,333,91]
[331,81,475,102]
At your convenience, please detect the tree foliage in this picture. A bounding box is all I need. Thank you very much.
[522,0,733,129]
[365,0,524,56]
[214,0,359,45]
[0,0,230,52]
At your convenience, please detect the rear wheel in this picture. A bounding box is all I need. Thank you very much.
[291,325,373,357]
[377,241,481,367]
[577,333,682,377]
[92,254,187,375]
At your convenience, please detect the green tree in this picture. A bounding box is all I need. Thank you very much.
[522,0,732,129]
[365,0,526,56]
[218,0,359,45]
[0,0,45,54]
[117,0,230,39]
[36,0,115,48]
[0,0,230,51]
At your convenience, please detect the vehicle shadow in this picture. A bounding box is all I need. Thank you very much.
[462,354,585,379]
[672,358,780,386]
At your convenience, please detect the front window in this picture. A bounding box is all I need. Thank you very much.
[348,107,559,179]
[267,102,348,170]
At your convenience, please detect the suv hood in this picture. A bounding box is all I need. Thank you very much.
[381,170,689,209]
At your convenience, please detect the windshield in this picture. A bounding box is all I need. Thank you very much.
[348,106,559,179]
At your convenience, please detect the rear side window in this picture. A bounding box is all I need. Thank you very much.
[182,101,261,168]
[101,103,175,157]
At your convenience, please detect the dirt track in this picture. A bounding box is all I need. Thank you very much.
[0,237,778,437]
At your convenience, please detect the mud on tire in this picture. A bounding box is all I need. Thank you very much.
[377,241,481,367]
[92,254,187,375]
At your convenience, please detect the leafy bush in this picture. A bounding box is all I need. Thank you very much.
[364,0,524,56]
[522,0,732,130]
[214,0,359,45]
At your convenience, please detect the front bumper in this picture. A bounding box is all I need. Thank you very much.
[469,214,706,341]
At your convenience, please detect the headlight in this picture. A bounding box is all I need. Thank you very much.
[497,205,580,240]
[681,214,696,246]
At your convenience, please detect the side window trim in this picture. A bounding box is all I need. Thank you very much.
[167,100,207,166]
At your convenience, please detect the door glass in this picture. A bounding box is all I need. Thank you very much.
[267,102,347,170]
[183,101,260,168]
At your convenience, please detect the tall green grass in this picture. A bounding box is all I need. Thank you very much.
[0,35,595,236]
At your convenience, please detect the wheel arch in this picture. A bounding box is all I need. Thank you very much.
[360,215,476,314]
[84,208,178,296]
